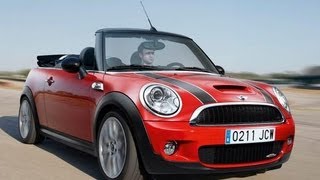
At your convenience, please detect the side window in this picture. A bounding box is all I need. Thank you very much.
[105,37,138,65]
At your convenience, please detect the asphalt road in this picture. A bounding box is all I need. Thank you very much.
[1,80,320,180]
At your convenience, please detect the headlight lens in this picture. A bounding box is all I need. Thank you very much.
[273,87,290,113]
[141,84,181,116]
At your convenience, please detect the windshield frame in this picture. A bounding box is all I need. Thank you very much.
[102,31,219,74]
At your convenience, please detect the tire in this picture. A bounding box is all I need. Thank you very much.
[18,96,44,144]
[97,111,144,180]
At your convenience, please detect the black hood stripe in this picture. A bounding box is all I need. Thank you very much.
[258,88,275,104]
[141,73,216,104]
[248,83,274,104]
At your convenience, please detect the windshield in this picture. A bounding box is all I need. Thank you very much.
[104,33,218,73]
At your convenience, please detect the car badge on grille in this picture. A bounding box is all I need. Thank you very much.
[237,95,248,101]
[266,153,277,158]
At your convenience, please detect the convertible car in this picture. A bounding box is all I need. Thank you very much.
[18,28,295,179]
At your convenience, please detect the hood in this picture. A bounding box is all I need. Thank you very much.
[134,71,274,104]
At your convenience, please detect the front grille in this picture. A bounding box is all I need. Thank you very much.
[192,104,283,125]
[199,141,283,164]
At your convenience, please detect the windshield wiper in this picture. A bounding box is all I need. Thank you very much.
[107,65,160,71]
[174,67,211,73]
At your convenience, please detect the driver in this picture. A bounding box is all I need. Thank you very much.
[137,41,165,65]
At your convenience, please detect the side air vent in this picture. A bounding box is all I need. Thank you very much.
[199,141,284,164]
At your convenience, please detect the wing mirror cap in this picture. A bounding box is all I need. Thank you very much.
[216,65,225,75]
[61,55,87,79]
[61,56,82,73]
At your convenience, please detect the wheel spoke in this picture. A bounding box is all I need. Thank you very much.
[115,152,123,172]
[106,154,113,174]
[112,155,118,176]
[101,145,107,157]
[20,121,25,137]
[102,132,108,145]
[112,121,119,140]
[23,124,28,136]
[117,140,123,149]
[108,120,114,139]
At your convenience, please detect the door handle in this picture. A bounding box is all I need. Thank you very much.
[91,82,104,91]
[46,77,55,86]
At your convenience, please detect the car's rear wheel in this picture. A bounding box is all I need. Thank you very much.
[18,97,43,144]
[97,111,143,180]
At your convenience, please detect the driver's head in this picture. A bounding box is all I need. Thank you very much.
[139,48,155,65]
[138,41,165,65]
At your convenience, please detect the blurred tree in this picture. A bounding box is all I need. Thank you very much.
[226,72,262,80]
[0,71,14,76]
[16,69,31,77]
[268,73,293,79]
[303,66,320,75]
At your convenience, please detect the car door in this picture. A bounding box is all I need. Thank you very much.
[28,68,49,127]
[44,69,104,142]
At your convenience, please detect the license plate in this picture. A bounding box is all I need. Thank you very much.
[225,127,275,144]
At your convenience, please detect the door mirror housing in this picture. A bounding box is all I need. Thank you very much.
[61,56,87,79]
[62,56,81,73]
[216,65,225,75]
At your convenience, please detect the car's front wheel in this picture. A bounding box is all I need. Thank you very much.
[18,96,43,144]
[97,111,143,180]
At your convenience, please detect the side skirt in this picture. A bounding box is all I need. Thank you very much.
[40,127,96,156]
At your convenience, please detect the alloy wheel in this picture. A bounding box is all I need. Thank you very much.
[19,100,32,139]
[99,117,127,178]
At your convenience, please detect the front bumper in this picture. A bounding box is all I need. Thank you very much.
[145,152,290,175]
[141,119,294,174]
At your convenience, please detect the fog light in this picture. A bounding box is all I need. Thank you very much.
[287,136,293,145]
[164,141,177,156]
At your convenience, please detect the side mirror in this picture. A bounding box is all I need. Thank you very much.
[216,65,225,75]
[61,56,87,79]
[62,56,81,73]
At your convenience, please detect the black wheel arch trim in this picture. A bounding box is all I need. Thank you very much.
[20,86,41,130]
[20,86,36,110]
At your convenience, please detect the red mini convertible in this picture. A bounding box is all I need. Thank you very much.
[19,28,295,179]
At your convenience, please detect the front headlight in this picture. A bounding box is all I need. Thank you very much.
[140,84,182,117]
[273,87,290,113]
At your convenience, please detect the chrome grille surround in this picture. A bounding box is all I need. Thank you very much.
[190,102,284,126]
